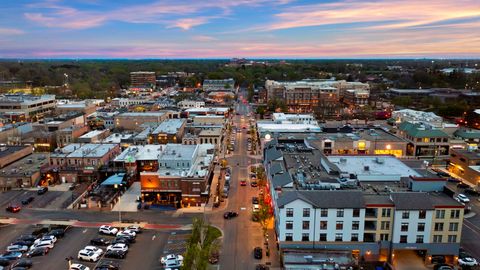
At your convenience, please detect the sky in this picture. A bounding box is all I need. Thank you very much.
[1,0,480,59]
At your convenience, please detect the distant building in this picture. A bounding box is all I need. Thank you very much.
[111,98,146,108]
[203,79,235,92]
[397,122,450,157]
[0,153,49,189]
[150,119,186,144]
[130,71,156,88]
[56,125,89,147]
[56,100,96,116]
[271,113,317,125]
[449,148,480,186]
[177,100,205,109]
[114,112,170,131]
[0,94,56,121]
[77,129,110,143]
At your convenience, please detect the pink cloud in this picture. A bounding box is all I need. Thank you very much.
[0,28,24,35]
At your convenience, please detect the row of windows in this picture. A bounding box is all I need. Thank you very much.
[285,233,361,242]
[433,235,458,243]
[286,208,360,218]
[401,210,427,219]
[286,220,360,230]
[434,222,459,232]
[435,209,461,219]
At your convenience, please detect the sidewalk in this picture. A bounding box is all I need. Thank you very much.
[112,182,141,212]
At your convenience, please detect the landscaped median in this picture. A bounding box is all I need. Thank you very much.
[182,218,222,270]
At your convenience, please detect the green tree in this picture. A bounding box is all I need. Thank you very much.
[182,218,222,270]
[391,96,412,107]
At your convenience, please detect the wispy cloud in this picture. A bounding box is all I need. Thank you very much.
[260,0,480,31]
[191,35,218,42]
[0,28,25,35]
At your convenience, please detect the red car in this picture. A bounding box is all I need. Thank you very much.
[6,205,21,213]
[240,180,247,186]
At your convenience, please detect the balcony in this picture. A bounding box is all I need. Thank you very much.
[364,221,377,231]
[365,208,377,218]
[363,233,376,243]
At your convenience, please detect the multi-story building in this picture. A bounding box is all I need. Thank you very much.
[111,98,146,108]
[203,78,235,92]
[392,109,444,129]
[449,148,480,185]
[0,153,49,189]
[114,112,170,131]
[271,113,317,125]
[149,119,186,144]
[56,100,96,116]
[77,129,110,143]
[0,146,33,168]
[0,94,56,121]
[130,71,156,88]
[177,100,205,109]
[397,122,450,158]
[56,125,89,147]
[343,89,370,107]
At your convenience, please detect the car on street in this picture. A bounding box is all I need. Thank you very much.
[0,252,22,261]
[161,254,184,265]
[223,211,239,219]
[99,225,118,235]
[225,174,231,181]
[78,250,101,262]
[251,181,258,187]
[82,246,103,256]
[6,245,29,253]
[106,243,128,253]
[456,194,470,203]
[240,180,247,186]
[116,229,136,238]
[164,259,182,268]
[90,237,110,246]
[6,205,21,213]
[254,247,262,259]
[125,225,142,233]
[256,264,270,270]
[94,260,119,270]
[252,197,259,204]
[37,187,48,195]
[25,247,49,257]
[252,205,260,213]
[70,263,90,270]
[21,197,34,205]
[104,250,127,259]
[10,259,32,269]
[458,256,478,266]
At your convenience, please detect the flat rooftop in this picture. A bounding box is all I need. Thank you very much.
[103,133,135,143]
[257,122,321,133]
[185,107,229,113]
[152,119,185,134]
[159,144,197,161]
[327,155,421,181]
[116,112,166,117]
[114,145,165,162]
[79,129,107,139]
[0,146,30,159]
[51,143,118,158]
[0,153,49,177]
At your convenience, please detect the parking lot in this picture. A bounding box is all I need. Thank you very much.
[0,189,66,210]
[0,223,174,270]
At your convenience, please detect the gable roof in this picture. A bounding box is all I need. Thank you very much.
[277,190,365,208]
[272,172,293,188]
[270,161,284,176]
[390,192,434,210]
[265,147,283,162]
[454,129,480,139]
[398,121,448,138]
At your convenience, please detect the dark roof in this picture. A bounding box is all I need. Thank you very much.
[390,192,434,210]
[0,146,29,159]
[454,129,480,139]
[265,147,283,163]
[363,195,394,206]
[270,161,284,175]
[277,190,365,208]
[429,193,464,208]
[398,122,449,138]
[272,172,293,188]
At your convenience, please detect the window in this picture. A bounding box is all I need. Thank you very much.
[336,221,343,230]
[335,233,343,242]
[320,221,328,230]
[451,210,460,219]
[434,223,444,231]
[381,221,390,230]
[400,235,408,243]
[319,233,327,241]
[353,208,360,217]
[286,208,293,217]
[382,208,391,217]
[286,221,293,230]
[320,208,328,217]
[285,233,293,241]
[352,221,360,230]
[419,210,426,219]
[435,210,445,219]
[301,233,310,241]
[302,221,310,230]
[337,209,344,217]
[351,233,359,242]
[401,223,409,232]
[417,223,425,232]
[402,211,409,219]
[449,222,459,232]
[380,234,389,241]
[303,208,310,217]
[448,235,457,243]
[433,235,443,243]
[416,235,424,243]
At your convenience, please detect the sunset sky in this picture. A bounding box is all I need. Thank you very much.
[1,0,480,58]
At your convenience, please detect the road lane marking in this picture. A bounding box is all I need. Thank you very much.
[152,235,156,241]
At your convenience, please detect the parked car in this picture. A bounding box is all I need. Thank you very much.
[115,234,135,243]
[94,260,119,270]
[29,240,54,251]
[34,235,57,245]
[458,256,478,267]
[256,264,270,270]
[37,187,48,195]
[82,246,103,256]
[78,250,100,262]
[161,254,184,265]
[25,247,49,257]
[254,247,262,259]
[90,238,110,246]
[431,255,446,264]
[456,194,470,203]
[457,182,470,189]
[0,252,22,261]
[21,197,34,205]
[240,180,247,186]
[116,229,136,238]
[223,211,238,219]
[104,250,127,259]
[10,241,32,248]
[70,263,90,270]
[464,188,480,196]
[10,259,32,269]
[6,245,29,253]
[17,235,36,243]
[124,225,142,234]
[99,225,118,235]
[6,205,21,213]
[0,258,10,267]
[433,264,453,270]
[106,243,128,253]
[252,205,260,213]
[252,197,259,204]
[251,181,258,187]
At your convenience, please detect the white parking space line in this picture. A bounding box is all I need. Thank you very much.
[152,235,156,241]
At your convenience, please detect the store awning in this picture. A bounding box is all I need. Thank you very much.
[101,173,126,186]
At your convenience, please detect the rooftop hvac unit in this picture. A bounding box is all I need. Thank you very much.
[340,158,347,163]
[364,166,369,171]
[376,157,385,164]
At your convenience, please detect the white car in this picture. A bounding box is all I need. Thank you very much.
[161,254,184,265]
[225,175,231,181]
[82,246,103,256]
[459,257,478,266]
[457,194,470,203]
[106,243,128,252]
[34,235,57,245]
[99,225,118,235]
[125,225,142,233]
[78,250,100,262]
[252,204,260,213]
[30,240,54,251]
[70,263,90,270]
[164,259,183,268]
[116,229,136,238]
[6,244,28,253]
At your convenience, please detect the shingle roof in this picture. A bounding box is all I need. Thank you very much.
[265,147,283,162]
[277,190,365,208]
[272,172,293,188]
[390,192,434,210]
[398,121,448,138]
[270,161,284,175]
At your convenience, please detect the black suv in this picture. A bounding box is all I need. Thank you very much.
[37,187,48,195]
[254,247,262,259]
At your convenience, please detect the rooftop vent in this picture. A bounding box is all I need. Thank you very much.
[364,166,370,171]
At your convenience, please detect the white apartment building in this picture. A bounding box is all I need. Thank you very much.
[111,98,145,108]
[177,100,205,109]
[271,113,317,125]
